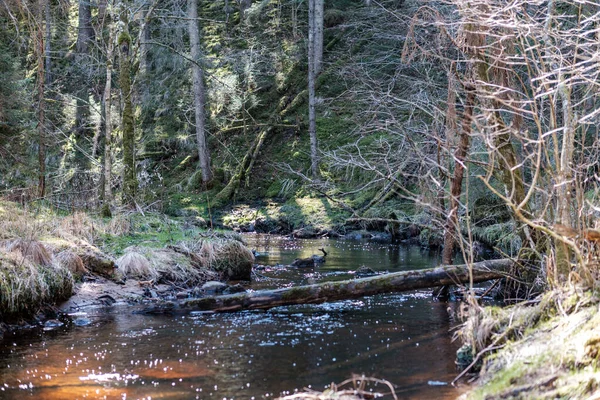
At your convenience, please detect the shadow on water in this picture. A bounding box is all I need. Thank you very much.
[0,235,468,399]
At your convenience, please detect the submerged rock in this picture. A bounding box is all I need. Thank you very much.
[355,266,377,278]
[223,284,246,294]
[202,281,228,294]
[291,257,316,268]
[292,227,318,239]
[456,343,475,370]
[73,317,92,327]
[44,319,64,328]
[370,232,392,243]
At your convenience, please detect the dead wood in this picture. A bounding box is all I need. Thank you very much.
[183,258,514,312]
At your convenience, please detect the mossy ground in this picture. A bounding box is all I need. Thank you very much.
[460,291,600,399]
[220,196,351,234]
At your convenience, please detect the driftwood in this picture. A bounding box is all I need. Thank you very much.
[183,258,514,312]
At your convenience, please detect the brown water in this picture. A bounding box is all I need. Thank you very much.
[0,235,467,399]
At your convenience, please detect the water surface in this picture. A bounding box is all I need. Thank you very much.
[0,235,466,399]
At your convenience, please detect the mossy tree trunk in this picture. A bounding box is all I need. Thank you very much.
[118,12,136,206]
[102,9,115,205]
[74,0,94,173]
[37,0,47,198]
[188,0,212,185]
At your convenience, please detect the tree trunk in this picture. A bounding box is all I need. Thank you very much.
[291,0,298,38]
[103,20,115,203]
[313,0,324,75]
[183,259,514,312]
[37,0,47,198]
[214,127,271,205]
[308,0,319,179]
[554,76,575,277]
[119,13,136,206]
[76,0,94,54]
[75,0,94,169]
[442,87,475,264]
[238,0,252,20]
[188,0,213,185]
[44,0,51,86]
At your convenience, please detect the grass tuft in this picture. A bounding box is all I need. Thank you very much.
[55,250,87,276]
[116,250,158,280]
[5,238,53,267]
[0,249,74,318]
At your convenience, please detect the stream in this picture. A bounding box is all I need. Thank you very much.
[0,235,466,399]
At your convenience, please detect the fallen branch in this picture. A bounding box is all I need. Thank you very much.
[183,258,515,312]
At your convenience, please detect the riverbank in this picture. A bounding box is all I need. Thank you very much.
[2,200,597,399]
[0,200,256,337]
[457,290,600,399]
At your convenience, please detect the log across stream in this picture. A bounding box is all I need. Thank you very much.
[184,259,513,312]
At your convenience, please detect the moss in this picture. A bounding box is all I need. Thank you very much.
[185,297,218,310]
[117,31,131,46]
[100,203,112,218]
[280,287,311,302]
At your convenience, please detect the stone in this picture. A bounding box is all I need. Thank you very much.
[355,266,377,278]
[223,284,246,294]
[44,319,64,328]
[201,281,228,294]
[73,317,92,327]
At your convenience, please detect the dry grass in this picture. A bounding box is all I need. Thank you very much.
[211,239,254,272]
[0,201,52,240]
[55,250,87,275]
[0,249,74,318]
[118,246,219,285]
[58,211,100,243]
[456,295,548,357]
[5,238,53,267]
[116,250,158,280]
[181,238,254,280]
[106,214,132,236]
[148,247,219,285]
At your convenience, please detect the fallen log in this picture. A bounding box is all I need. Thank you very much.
[183,258,514,312]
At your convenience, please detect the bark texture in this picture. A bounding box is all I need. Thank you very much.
[313,0,324,75]
[188,0,212,184]
[442,87,475,264]
[183,259,514,312]
[119,17,136,205]
[308,0,319,178]
[103,18,115,203]
[37,0,47,198]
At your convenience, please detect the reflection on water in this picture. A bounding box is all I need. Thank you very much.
[0,236,467,399]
